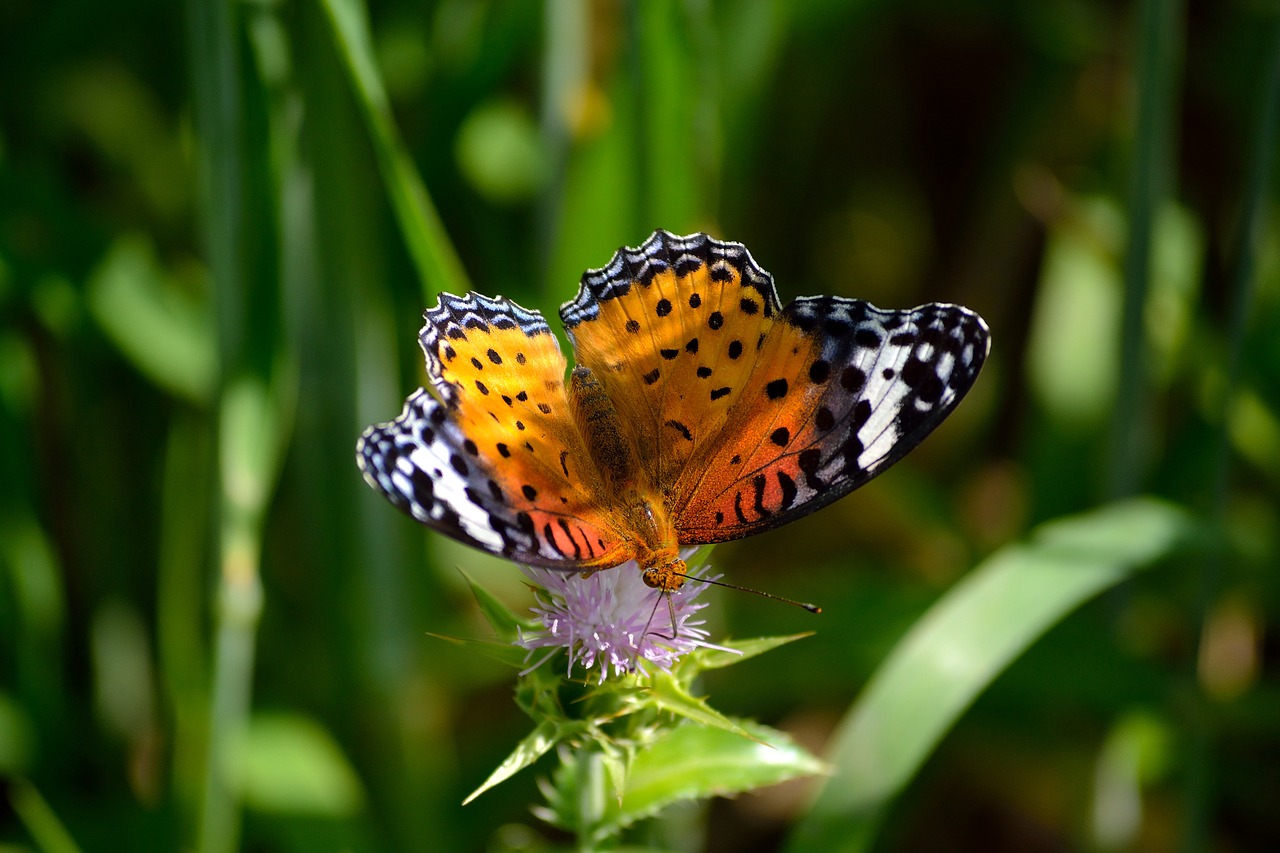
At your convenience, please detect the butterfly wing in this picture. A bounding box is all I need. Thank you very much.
[673,296,990,543]
[560,231,783,489]
[357,292,630,568]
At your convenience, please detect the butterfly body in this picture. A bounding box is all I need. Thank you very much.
[357,231,989,590]
[567,363,689,589]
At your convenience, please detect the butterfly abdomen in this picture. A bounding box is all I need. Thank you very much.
[569,365,639,495]
[569,364,683,568]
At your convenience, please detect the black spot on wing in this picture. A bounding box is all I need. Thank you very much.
[665,419,693,441]
[777,471,798,511]
[751,474,771,518]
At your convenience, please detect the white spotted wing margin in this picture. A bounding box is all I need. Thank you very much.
[787,296,991,488]
[357,389,533,558]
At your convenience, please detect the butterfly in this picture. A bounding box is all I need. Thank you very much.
[357,230,989,592]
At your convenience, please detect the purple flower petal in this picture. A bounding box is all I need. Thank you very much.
[516,552,736,682]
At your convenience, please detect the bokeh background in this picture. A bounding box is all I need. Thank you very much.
[2,0,1279,850]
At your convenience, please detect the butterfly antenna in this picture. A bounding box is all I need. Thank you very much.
[679,574,822,614]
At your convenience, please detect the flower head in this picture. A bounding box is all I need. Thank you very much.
[516,552,734,682]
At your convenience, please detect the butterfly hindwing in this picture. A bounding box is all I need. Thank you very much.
[359,389,532,556]
[673,296,990,543]
[357,293,628,569]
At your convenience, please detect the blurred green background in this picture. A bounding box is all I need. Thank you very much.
[2,0,1279,850]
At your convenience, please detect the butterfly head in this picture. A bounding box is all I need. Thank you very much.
[641,555,688,592]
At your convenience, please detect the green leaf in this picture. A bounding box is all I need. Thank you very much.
[642,671,752,739]
[85,235,216,405]
[316,0,469,300]
[426,633,528,669]
[621,719,827,830]
[457,568,535,640]
[679,632,814,675]
[464,719,584,805]
[1092,710,1175,847]
[683,546,715,573]
[539,719,825,843]
[232,712,364,816]
[788,498,1199,853]
[514,650,575,721]
[220,365,297,525]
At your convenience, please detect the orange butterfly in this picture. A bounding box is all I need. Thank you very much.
[357,231,989,591]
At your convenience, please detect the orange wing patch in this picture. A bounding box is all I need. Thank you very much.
[674,297,990,542]
[560,232,781,490]
[359,292,629,568]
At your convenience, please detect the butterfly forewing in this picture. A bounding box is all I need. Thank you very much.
[357,293,629,569]
[672,296,989,543]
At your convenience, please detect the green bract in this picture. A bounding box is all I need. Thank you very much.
[440,572,826,844]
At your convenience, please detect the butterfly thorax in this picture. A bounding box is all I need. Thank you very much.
[569,365,685,590]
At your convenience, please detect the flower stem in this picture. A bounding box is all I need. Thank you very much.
[575,748,606,852]
[198,557,263,853]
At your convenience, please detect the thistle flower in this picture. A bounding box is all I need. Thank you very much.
[516,552,736,682]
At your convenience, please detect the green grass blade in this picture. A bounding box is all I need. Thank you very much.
[1184,13,1280,848]
[1108,0,1184,498]
[156,414,214,815]
[187,0,255,846]
[316,0,470,300]
[788,498,1199,853]
[631,0,703,231]
[202,370,296,853]
[9,779,83,853]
